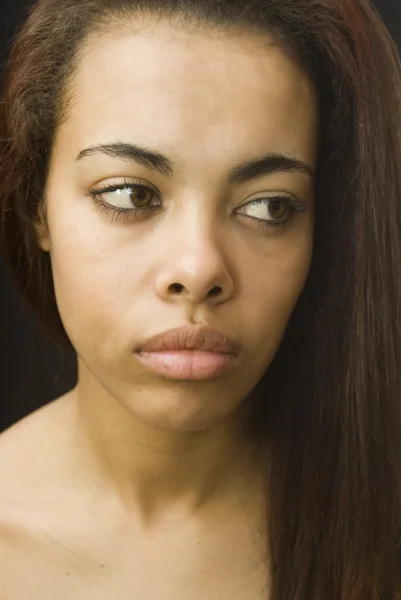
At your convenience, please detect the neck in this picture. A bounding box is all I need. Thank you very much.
[68,363,267,525]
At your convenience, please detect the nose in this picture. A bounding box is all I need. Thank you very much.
[154,223,234,306]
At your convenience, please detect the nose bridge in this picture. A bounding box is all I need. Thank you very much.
[180,202,219,248]
[171,200,226,265]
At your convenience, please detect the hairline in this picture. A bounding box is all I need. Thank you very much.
[54,7,307,136]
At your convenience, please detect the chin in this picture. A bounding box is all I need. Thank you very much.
[120,387,243,433]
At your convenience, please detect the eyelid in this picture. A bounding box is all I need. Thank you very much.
[90,177,159,193]
[238,190,298,204]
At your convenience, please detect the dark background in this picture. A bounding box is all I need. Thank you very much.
[0,0,400,432]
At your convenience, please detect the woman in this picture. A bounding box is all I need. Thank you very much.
[0,0,400,597]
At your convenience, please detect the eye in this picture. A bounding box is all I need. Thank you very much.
[87,180,162,223]
[89,180,161,210]
[236,195,306,229]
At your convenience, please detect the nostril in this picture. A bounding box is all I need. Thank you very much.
[169,283,185,294]
[208,286,222,298]
[167,283,222,297]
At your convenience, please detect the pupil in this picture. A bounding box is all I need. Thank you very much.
[133,187,150,207]
[270,200,286,219]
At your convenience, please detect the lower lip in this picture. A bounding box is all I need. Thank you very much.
[135,350,237,380]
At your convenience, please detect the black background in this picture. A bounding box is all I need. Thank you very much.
[0,0,400,432]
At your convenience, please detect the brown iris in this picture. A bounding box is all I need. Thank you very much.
[269,199,288,220]
[131,186,154,208]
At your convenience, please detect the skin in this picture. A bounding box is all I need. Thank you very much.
[0,17,319,599]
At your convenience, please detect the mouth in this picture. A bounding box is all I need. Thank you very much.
[134,325,241,381]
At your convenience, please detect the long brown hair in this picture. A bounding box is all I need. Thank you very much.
[1,0,401,597]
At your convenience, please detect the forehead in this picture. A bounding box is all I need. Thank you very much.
[57,20,319,170]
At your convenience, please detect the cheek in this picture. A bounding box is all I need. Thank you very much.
[46,210,137,346]
[50,250,116,348]
[243,240,312,353]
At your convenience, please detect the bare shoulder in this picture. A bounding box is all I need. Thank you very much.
[0,392,74,485]
[0,392,76,542]
[0,392,85,597]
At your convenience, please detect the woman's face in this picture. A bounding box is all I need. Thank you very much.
[40,19,319,432]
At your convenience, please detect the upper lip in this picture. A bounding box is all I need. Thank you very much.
[137,325,241,355]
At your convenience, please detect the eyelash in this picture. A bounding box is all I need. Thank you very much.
[87,180,307,230]
[88,180,160,224]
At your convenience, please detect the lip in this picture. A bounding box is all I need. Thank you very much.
[134,325,242,381]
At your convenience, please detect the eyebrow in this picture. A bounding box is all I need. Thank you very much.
[76,141,314,184]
